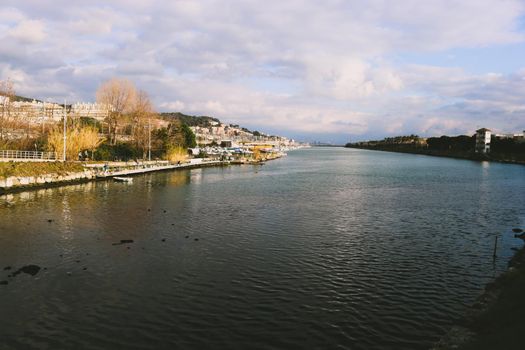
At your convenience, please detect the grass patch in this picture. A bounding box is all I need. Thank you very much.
[0,162,84,179]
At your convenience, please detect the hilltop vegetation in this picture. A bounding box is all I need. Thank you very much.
[160,112,220,127]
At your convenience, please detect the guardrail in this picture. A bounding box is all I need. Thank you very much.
[0,150,58,160]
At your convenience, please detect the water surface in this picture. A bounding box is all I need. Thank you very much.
[1,148,524,349]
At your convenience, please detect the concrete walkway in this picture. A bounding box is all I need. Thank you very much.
[94,159,226,178]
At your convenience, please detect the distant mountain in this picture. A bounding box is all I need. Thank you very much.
[160,112,220,127]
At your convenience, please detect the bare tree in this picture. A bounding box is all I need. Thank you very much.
[96,78,136,144]
[0,78,15,140]
[131,90,154,159]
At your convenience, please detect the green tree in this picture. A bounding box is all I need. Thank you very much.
[181,124,196,148]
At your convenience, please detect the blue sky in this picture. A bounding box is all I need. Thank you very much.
[1,0,524,143]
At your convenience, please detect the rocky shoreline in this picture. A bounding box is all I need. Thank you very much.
[0,170,97,195]
[432,228,525,349]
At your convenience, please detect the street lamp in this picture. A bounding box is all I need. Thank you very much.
[63,99,67,161]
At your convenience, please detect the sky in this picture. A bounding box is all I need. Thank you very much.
[1,0,524,143]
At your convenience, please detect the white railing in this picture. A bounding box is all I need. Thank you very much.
[0,150,57,160]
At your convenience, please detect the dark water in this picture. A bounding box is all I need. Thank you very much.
[1,148,524,350]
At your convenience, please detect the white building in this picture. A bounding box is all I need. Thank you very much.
[475,128,491,153]
[70,102,110,121]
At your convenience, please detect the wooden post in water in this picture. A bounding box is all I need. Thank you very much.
[493,236,498,259]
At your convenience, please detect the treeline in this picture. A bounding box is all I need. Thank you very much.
[426,135,474,152]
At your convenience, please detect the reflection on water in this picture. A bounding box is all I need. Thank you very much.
[0,149,524,350]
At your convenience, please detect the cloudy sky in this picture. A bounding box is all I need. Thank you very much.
[1,0,524,142]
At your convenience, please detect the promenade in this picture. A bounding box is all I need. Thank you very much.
[86,159,225,178]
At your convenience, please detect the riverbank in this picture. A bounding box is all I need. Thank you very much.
[433,230,525,349]
[0,154,286,194]
[0,159,226,194]
[345,145,525,165]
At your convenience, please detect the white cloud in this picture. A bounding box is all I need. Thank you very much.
[7,19,46,44]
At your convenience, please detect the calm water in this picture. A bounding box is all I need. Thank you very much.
[1,148,524,350]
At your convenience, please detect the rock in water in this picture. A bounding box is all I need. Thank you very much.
[120,239,134,244]
[512,228,523,233]
[0,280,8,285]
[12,265,41,277]
[3,266,11,271]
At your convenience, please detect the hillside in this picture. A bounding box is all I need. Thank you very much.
[160,112,220,127]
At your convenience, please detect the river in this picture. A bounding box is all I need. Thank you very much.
[1,147,524,349]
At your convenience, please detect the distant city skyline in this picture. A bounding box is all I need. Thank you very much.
[1,0,525,143]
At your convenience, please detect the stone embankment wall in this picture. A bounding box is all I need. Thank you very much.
[0,170,97,193]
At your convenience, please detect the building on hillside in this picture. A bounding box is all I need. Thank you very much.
[220,140,233,148]
[475,128,491,153]
[70,102,111,121]
[8,99,64,122]
[494,131,525,143]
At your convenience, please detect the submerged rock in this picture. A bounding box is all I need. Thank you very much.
[161,238,166,242]
[512,228,523,233]
[3,266,11,271]
[47,219,53,223]
[0,280,8,285]
[112,239,134,245]
[12,265,41,277]
[515,233,525,240]
[194,238,199,241]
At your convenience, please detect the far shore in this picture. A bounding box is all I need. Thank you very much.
[345,145,525,166]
